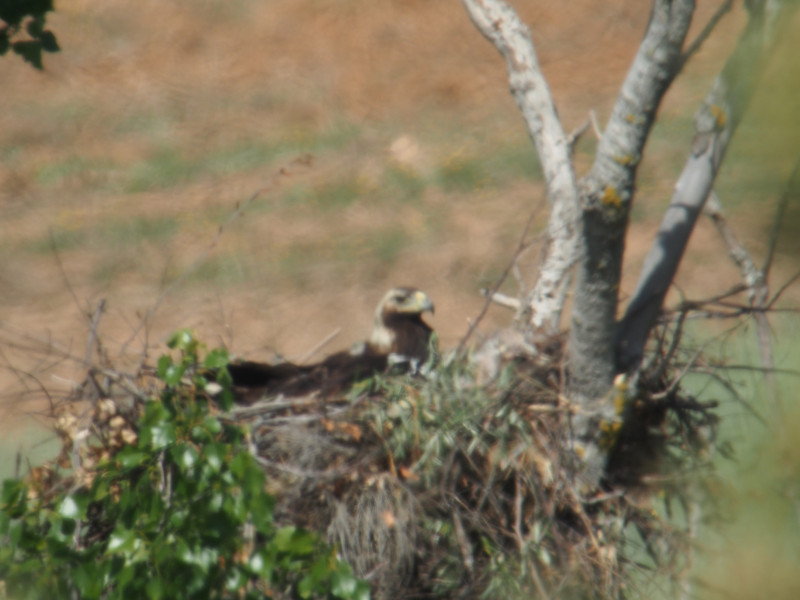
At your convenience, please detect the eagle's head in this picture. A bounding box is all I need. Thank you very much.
[368,286,435,354]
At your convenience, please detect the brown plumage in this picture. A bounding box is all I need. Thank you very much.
[226,287,435,401]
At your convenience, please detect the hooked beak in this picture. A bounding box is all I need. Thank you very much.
[411,290,435,315]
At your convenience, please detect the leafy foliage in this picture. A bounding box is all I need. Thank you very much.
[0,330,368,600]
[0,0,60,69]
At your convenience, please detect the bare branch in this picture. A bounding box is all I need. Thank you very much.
[704,191,764,299]
[462,0,580,333]
[763,154,800,278]
[85,299,106,367]
[456,199,543,354]
[296,328,342,364]
[679,0,735,70]
[480,289,522,311]
[705,190,776,404]
[119,155,314,358]
[766,269,800,310]
[566,118,591,151]
[616,0,799,373]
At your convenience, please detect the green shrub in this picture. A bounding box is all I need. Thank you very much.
[0,330,368,600]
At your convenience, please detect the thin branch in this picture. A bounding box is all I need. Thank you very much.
[85,299,106,367]
[566,118,591,151]
[691,366,767,425]
[50,229,91,325]
[763,154,800,278]
[704,364,800,376]
[457,200,542,354]
[480,289,521,311]
[679,0,735,70]
[296,328,342,364]
[704,190,765,303]
[653,310,688,383]
[704,189,776,404]
[766,269,800,310]
[452,512,475,573]
[119,155,314,358]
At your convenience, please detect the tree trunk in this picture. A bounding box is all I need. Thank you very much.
[462,0,796,483]
[565,2,695,479]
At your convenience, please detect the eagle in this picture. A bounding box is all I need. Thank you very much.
[225,287,435,401]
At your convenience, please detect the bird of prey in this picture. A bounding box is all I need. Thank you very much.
[225,286,435,401]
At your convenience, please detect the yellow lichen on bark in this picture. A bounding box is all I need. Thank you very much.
[601,186,623,208]
[710,104,727,129]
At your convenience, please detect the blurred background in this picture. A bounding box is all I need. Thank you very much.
[1,1,799,596]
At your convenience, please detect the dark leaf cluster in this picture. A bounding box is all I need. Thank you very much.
[0,0,60,69]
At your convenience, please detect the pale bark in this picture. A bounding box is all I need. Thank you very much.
[462,0,796,483]
[462,0,580,334]
[615,0,799,373]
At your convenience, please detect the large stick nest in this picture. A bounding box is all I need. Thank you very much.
[12,323,719,600]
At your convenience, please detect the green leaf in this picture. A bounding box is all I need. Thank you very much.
[1,479,28,518]
[203,415,223,435]
[115,562,136,590]
[297,574,315,599]
[170,443,199,472]
[73,559,107,600]
[203,443,226,473]
[353,580,371,600]
[273,526,296,552]
[142,422,176,450]
[331,569,358,598]
[248,549,275,580]
[203,347,229,369]
[7,518,23,545]
[57,496,80,519]
[218,387,234,411]
[167,329,194,350]
[157,355,173,380]
[169,509,188,528]
[225,566,247,592]
[146,576,165,600]
[333,577,358,599]
[26,17,44,38]
[116,446,148,469]
[274,526,316,555]
[162,363,185,386]
[106,527,138,555]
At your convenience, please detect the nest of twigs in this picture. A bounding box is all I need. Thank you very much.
[20,322,718,600]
